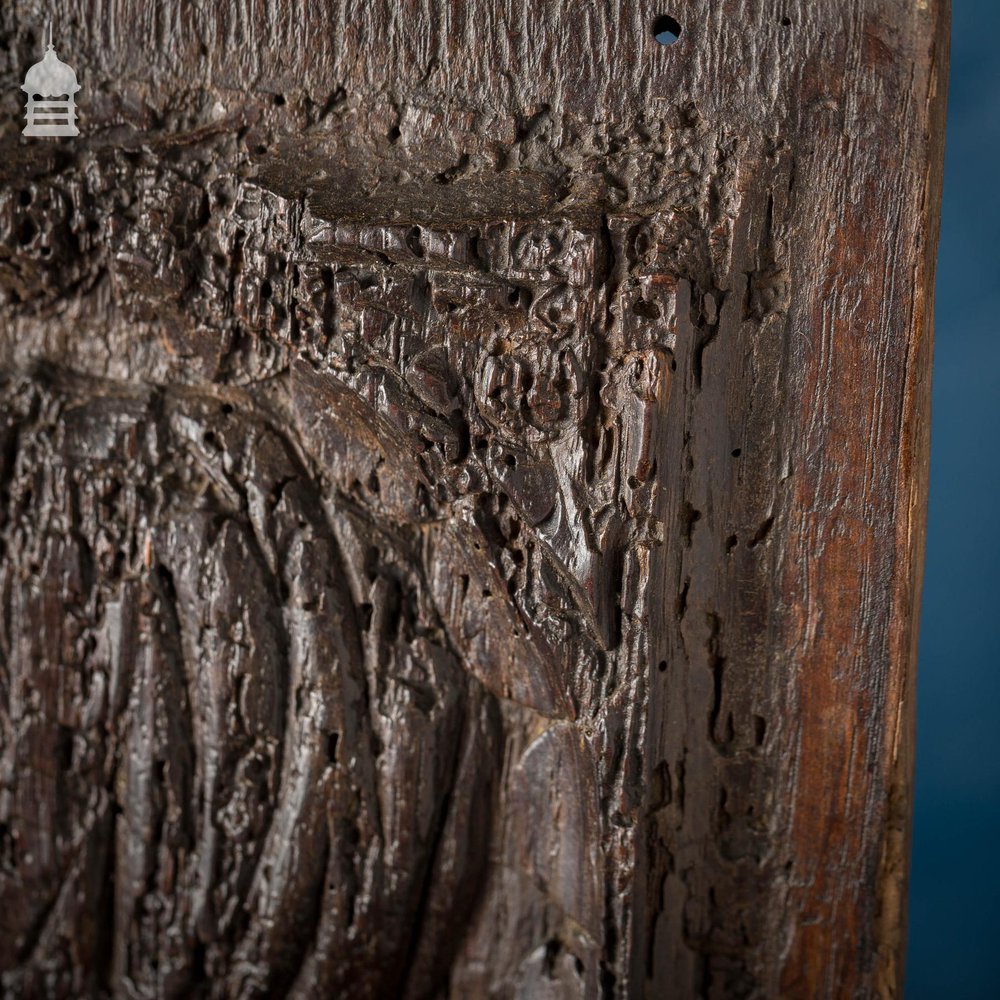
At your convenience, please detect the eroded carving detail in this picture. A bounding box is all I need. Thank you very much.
[0,83,782,997]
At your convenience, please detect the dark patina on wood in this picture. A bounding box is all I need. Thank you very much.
[0,2,948,997]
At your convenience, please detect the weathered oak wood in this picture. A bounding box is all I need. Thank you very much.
[0,2,947,997]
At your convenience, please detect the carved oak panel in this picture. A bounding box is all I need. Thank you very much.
[0,2,947,997]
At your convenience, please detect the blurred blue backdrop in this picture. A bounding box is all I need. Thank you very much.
[906,2,1000,997]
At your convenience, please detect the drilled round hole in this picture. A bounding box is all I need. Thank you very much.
[652,14,682,46]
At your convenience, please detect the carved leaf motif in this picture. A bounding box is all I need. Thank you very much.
[425,516,574,719]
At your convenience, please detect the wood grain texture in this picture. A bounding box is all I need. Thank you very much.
[0,2,947,997]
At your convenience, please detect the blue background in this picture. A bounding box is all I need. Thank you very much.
[906,2,1000,996]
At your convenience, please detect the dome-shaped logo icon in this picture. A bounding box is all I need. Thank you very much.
[21,20,80,137]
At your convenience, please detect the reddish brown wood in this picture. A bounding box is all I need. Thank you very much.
[0,2,948,997]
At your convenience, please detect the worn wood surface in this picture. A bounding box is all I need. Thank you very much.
[0,2,947,997]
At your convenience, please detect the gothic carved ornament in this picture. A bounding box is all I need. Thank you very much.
[0,3,947,997]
